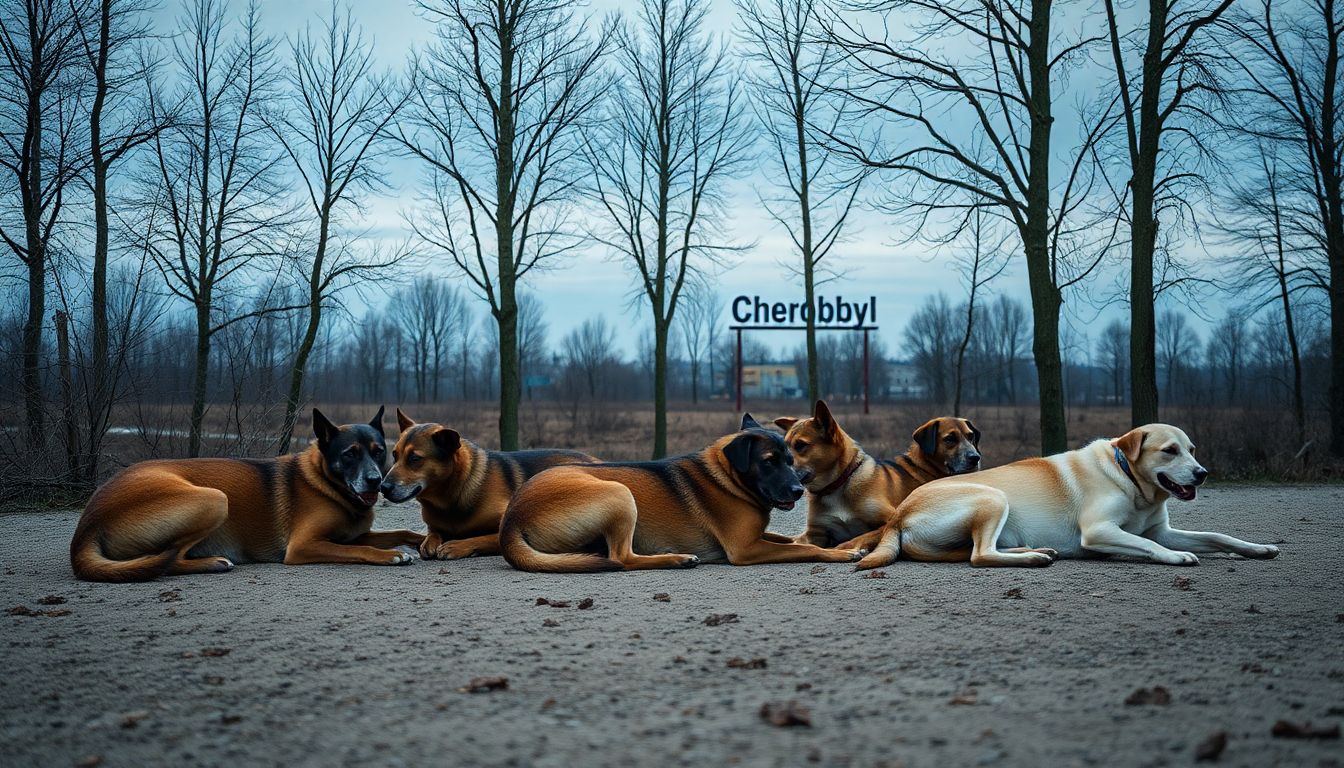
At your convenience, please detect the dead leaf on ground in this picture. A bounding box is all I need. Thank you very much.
[1125,686,1171,706]
[727,657,767,669]
[862,570,887,579]
[535,598,570,608]
[809,565,825,574]
[1270,720,1340,739]
[577,598,594,610]
[949,691,978,705]
[119,710,149,729]
[459,676,508,693]
[200,647,231,657]
[1002,588,1024,600]
[1245,604,1262,614]
[703,613,739,626]
[1195,731,1227,762]
[653,593,671,602]
[542,618,559,627]
[37,595,65,605]
[1172,577,1193,591]
[7,605,69,617]
[158,589,181,603]
[760,700,811,727]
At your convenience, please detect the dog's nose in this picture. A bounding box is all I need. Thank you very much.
[789,484,805,501]
[379,480,394,495]
[968,453,981,466]
[1192,468,1208,485]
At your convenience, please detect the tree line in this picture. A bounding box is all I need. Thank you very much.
[1,0,1340,487]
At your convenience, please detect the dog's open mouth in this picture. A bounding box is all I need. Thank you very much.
[1157,473,1197,501]
[355,490,380,506]
[774,500,796,511]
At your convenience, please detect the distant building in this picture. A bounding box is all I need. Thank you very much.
[886,362,928,400]
[742,364,800,399]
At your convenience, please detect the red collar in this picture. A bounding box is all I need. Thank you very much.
[814,454,863,497]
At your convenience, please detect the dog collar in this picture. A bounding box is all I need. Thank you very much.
[815,455,863,498]
[1113,446,1142,491]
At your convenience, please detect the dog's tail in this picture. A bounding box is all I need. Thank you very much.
[854,526,900,571]
[499,525,623,574]
[70,529,175,583]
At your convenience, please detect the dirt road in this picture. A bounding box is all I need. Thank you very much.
[2,485,1340,767]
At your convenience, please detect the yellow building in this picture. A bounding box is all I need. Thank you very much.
[741,364,800,399]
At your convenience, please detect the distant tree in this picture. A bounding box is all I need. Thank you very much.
[398,0,608,449]
[1098,320,1130,404]
[563,315,616,398]
[270,2,408,453]
[951,210,1010,415]
[906,293,956,406]
[985,295,1029,404]
[587,0,750,458]
[1207,311,1246,404]
[1156,309,1197,402]
[677,281,713,403]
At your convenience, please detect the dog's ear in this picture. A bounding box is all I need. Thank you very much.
[913,418,941,457]
[396,407,415,433]
[963,418,981,447]
[369,405,386,435]
[723,433,756,474]
[813,400,836,436]
[740,412,762,431]
[431,427,461,456]
[312,408,339,448]
[773,416,799,431]
[1113,428,1146,463]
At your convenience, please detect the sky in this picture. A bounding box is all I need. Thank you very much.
[150,0,1207,361]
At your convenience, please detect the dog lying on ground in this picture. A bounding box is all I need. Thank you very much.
[71,408,424,582]
[499,414,867,572]
[855,423,1281,570]
[379,409,597,560]
[769,401,981,551]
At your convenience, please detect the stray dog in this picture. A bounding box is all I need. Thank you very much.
[380,409,596,560]
[769,401,981,551]
[499,414,866,572]
[71,408,424,582]
[855,423,1281,570]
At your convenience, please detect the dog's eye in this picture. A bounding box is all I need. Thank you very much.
[406,453,423,468]
[793,441,809,454]
[1163,446,1179,455]
[944,435,957,445]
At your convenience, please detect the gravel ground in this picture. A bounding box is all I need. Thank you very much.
[1,485,1341,768]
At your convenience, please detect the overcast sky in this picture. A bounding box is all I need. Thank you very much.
[153,0,1213,361]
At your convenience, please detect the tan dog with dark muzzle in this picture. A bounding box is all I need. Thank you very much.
[769,401,982,552]
[855,423,1281,569]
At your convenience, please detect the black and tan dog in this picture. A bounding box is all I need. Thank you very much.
[499,414,866,573]
[70,408,424,582]
[770,401,982,551]
[380,409,597,560]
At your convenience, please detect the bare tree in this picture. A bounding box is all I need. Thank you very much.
[906,292,956,406]
[70,0,169,483]
[1155,308,1195,401]
[517,289,548,398]
[0,0,84,448]
[985,294,1029,403]
[1102,0,1233,426]
[270,2,408,453]
[397,0,608,449]
[563,314,615,398]
[588,0,751,458]
[395,276,464,403]
[1206,310,1246,404]
[677,279,713,403]
[823,0,1113,454]
[1227,0,1344,455]
[951,209,1010,415]
[141,0,298,456]
[736,0,860,403]
[1098,319,1130,404]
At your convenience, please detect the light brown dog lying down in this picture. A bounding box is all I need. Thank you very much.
[500,415,866,572]
[771,400,981,551]
[856,423,1281,570]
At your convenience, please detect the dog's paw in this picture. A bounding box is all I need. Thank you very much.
[1158,550,1199,566]
[1034,548,1059,560]
[206,557,234,573]
[1243,544,1280,560]
[1022,551,1054,567]
[677,554,699,568]
[435,542,477,560]
[418,543,439,560]
[386,551,416,566]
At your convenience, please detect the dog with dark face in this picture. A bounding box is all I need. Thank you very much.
[380,409,597,560]
[70,408,424,582]
[769,401,982,551]
[498,414,866,573]
[855,423,1280,570]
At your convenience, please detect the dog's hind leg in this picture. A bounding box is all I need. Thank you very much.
[965,490,1053,567]
[164,487,235,575]
[597,485,699,571]
[854,526,900,570]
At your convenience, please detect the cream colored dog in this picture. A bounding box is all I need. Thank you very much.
[855,423,1281,569]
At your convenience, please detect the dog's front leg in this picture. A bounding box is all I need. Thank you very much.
[1145,523,1279,559]
[354,529,425,549]
[285,539,415,566]
[760,531,796,544]
[435,533,500,560]
[1080,521,1198,565]
[725,539,865,566]
[834,528,884,552]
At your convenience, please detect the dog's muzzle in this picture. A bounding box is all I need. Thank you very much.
[379,481,422,503]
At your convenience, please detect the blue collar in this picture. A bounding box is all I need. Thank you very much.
[1114,446,1141,490]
